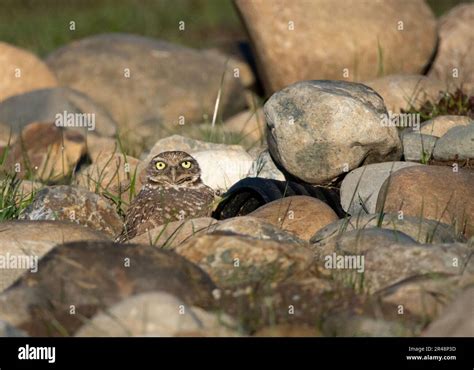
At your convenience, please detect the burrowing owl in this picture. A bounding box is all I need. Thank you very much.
[115,151,215,242]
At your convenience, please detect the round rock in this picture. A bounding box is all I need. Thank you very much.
[0,42,58,102]
[20,185,123,237]
[376,165,474,237]
[264,80,402,184]
[248,196,338,240]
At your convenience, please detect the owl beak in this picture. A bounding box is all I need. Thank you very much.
[171,167,177,183]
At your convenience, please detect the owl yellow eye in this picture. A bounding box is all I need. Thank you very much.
[155,161,166,170]
[181,161,192,169]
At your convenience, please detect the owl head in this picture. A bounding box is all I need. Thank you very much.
[146,151,202,186]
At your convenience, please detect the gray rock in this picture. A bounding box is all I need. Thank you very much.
[402,132,438,162]
[19,186,123,237]
[46,34,247,142]
[246,149,285,181]
[340,162,422,214]
[422,286,474,337]
[264,80,402,184]
[433,124,474,161]
[310,213,462,246]
[0,87,117,137]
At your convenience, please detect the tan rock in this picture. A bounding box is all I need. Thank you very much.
[224,108,266,145]
[0,42,58,102]
[378,275,466,319]
[422,286,474,337]
[419,115,473,137]
[1,122,86,182]
[365,74,446,113]
[235,0,437,94]
[85,135,119,161]
[248,196,338,240]
[377,166,474,237]
[428,3,474,95]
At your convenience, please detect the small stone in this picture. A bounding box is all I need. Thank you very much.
[433,124,474,161]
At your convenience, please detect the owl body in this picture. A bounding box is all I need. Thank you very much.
[115,151,215,242]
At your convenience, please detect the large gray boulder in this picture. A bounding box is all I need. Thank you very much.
[264,80,402,184]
